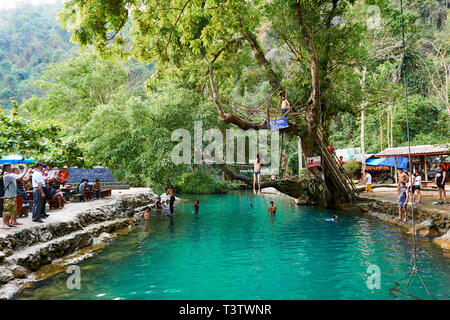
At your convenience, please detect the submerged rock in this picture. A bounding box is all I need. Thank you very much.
[93,232,113,245]
[407,220,440,237]
[433,230,450,250]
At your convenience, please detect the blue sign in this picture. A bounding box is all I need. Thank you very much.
[269,118,289,130]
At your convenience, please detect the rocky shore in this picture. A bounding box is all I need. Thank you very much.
[353,196,450,251]
[0,189,158,299]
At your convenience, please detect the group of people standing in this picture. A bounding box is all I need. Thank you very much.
[138,188,181,224]
[365,164,447,223]
[0,162,71,228]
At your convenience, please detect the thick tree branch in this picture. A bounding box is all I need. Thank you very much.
[205,57,268,130]
[244,31,282,94]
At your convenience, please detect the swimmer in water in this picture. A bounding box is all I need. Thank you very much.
[267,201,276,215]
[137,207,150,220]
[323,215,338,222]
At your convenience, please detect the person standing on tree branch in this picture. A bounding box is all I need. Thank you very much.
[280,93,290,117]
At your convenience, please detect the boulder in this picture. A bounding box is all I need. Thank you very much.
[0,267,15,284]
[9,265,28,278]
[407,220,441,238]
[261,187,281,195]
[3,249,14,257]
[93,232,112,245]
[433,230,450,250]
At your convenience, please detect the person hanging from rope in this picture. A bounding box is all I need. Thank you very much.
[280,93,291,117]
[253,152,262,195]
[397,182,409,223]
[267,201,276,215]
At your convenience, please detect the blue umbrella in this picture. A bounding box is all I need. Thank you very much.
[0,154,35,164]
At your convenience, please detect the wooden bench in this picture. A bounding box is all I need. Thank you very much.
[18,200,33,218]
[70,193,86,202]
[100,188,112,198]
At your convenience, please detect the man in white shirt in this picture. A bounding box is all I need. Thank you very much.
[364,169,373,193]
[32,162,48,223]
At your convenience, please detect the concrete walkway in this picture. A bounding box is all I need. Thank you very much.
[0,188,152,238]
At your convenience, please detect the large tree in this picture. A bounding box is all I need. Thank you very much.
[59,0,373,206]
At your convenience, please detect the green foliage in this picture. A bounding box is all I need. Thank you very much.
[330,0,449,152]
[1,0,447,190]
[343,160,359,176]
[84,80,221,187]
[177,172,236,194]
[0,102,86,167]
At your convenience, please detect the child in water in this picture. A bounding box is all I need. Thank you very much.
[155,197,162,210]
[193,200,199,214]
[138,207,150,221]
[163,199,171,213]
[267,201,276,215]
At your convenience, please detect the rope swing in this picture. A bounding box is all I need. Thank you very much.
[394,0,434,300]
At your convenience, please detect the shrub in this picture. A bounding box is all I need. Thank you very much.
[178,172,237,194]
[343,160,359,176]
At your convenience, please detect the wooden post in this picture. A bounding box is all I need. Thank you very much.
[424,156,428,182]
[298,136,302,175]
[394,157,398,184]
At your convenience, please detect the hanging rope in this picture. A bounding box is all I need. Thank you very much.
[398,0,434,299]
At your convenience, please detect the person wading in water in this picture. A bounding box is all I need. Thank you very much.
[168,188,175,224]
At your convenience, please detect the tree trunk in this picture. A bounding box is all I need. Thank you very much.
[360,66,367,173]
[379,105,383,151]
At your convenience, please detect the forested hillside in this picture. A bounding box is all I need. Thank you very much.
[0,0,75,108]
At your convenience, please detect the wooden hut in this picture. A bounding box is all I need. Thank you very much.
[374,144,450,183]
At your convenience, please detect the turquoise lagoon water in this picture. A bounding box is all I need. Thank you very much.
[15,191,450,300]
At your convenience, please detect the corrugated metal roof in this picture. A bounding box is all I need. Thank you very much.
[66,167,116,184]
[374,144,450,157]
